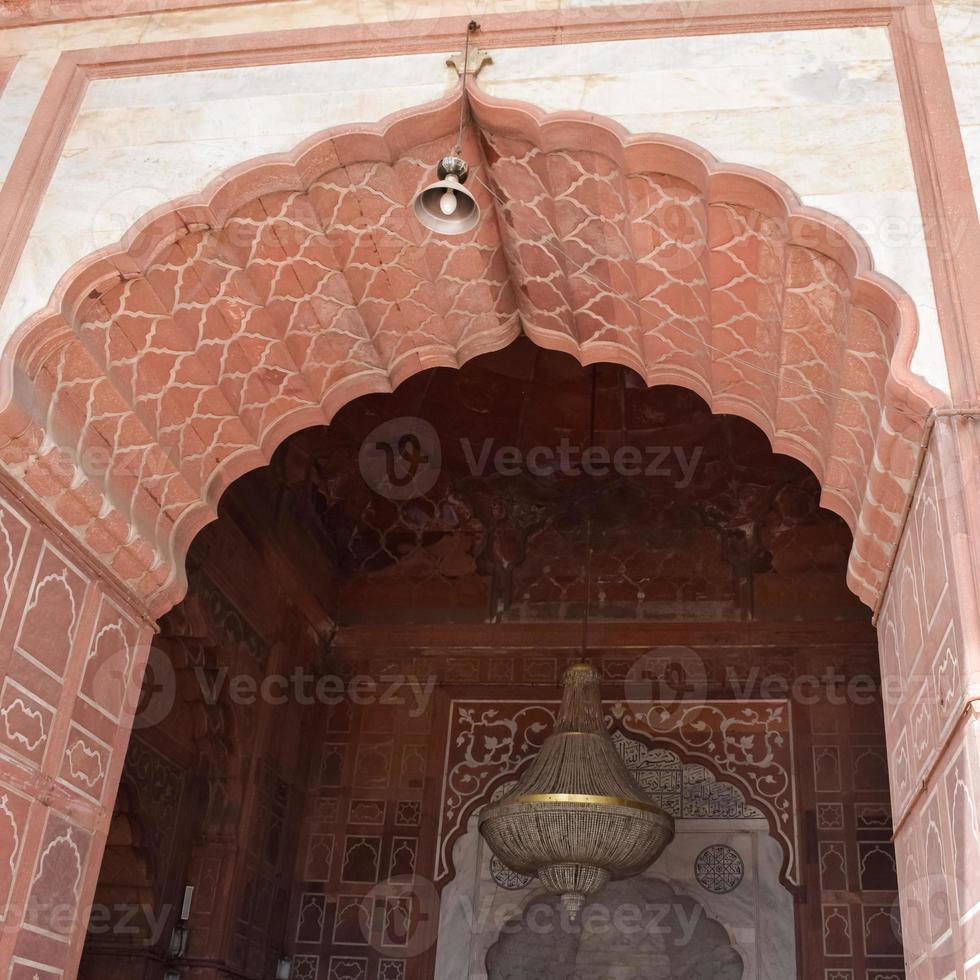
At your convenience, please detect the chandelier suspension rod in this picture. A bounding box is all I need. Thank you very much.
[581,363,598,663]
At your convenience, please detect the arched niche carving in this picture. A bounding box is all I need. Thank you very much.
[434,724,795,980]
[485,878,744,980]
[438,701,799,887]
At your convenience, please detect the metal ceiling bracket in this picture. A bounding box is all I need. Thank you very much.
[447,21,492,78]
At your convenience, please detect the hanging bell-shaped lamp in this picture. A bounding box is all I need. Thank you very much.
[413,155,480,235]
[479,662,675,918]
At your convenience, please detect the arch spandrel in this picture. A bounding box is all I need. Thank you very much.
[0,84,945,617]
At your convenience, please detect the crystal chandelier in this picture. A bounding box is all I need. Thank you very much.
[479,661,675,917]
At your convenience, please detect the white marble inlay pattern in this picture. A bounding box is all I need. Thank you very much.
[0,25,949,394]
[482,29,945,390]
[0,51,455,343]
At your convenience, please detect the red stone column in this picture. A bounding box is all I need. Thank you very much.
[878,416,980,978]
[0,482,153,980]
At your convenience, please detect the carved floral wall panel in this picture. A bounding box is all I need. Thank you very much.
[0,485,153,977]
[279,639,899,979]
[437,698,796,883]
[876,420,980,978]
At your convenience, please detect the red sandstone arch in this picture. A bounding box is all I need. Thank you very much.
[0,83,946,617]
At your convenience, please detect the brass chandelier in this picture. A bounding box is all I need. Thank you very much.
[479,365,674,916]
[479,662,675,917]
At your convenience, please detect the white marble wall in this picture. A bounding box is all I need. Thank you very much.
[481,29,944,388]
[935,1,980,205]
[0,51,455,338]
[0,0,561,54]
[0,4,954,393]
[434,814,795,980]
[0,52,60,181]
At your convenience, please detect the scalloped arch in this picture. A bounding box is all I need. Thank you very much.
[0,83,946,617]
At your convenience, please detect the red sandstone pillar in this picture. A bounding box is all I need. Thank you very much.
[878,417,980,978]
[0,482,153,980]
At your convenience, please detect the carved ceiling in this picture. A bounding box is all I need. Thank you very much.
[224,339,867,626]
[0,85,944,616]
